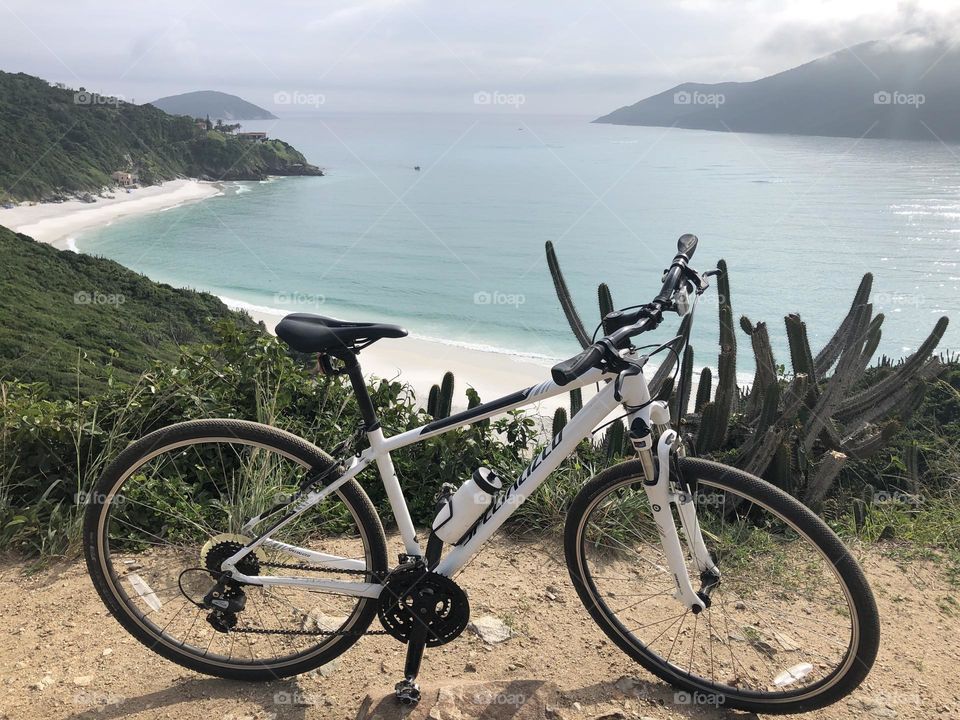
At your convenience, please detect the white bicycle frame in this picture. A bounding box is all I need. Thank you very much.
[223,349,719,610]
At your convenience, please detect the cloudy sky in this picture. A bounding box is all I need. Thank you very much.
[0,0,956,114]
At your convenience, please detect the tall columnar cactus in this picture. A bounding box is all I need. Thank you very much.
[546,240,590,349]
[569,387,583,417]
[427,371,457,419]
[694,367,713,412]
[544,242,949,507]
[552,407,568,436]
[598,283,614,321]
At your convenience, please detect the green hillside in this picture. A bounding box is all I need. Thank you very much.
[0,225,258,397]
[0,71,321,202]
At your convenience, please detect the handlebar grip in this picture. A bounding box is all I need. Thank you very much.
[677,233,698,259]
[551,344,604,386]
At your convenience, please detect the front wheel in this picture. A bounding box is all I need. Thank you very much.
[565,457,879,714]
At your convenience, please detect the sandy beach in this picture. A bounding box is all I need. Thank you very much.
[243,305,581,417]
[0,179,222,249]
[0,182,583,415]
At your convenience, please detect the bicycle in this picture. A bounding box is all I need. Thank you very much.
[84,234,879,713]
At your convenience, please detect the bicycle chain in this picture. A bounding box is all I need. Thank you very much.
[226,561,390,637]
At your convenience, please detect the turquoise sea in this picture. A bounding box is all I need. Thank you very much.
[78,113,959,375]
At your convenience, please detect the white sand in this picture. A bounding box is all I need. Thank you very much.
[244,306,580,418]
[0,179,628,421]
[0,179,221,249]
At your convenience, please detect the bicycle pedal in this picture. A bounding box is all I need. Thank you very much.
[394,678,421,705]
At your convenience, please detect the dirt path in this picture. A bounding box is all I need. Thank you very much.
[1,537,957,720]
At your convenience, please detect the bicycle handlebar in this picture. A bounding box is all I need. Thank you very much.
[550,234,699,387]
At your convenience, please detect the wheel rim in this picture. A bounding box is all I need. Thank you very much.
[92,436,375,671]
[575,472,860,703]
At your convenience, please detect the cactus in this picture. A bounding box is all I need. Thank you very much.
[598,283,614,321]
[815,273,872,379]
[694,367,713,412]
[552,407,568,437]
[438,371,454,418]
[674,345,694,418]
[545,244,950,509]
[427,371,456,419]
[569,387,583,417]
[741,317,777,416]
[545,241,590,349]
[713,260,737,446]
[603,420,627,461]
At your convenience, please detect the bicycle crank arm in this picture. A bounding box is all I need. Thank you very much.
[640,430,708,612]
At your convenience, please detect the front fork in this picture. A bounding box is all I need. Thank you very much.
[629,403,720,613]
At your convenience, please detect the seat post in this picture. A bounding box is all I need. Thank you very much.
[340,353,380,432]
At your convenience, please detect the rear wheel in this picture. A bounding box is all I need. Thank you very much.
[565,457,879,714]
[84,419,388,681]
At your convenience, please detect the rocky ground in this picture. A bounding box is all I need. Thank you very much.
[0,535,957,720]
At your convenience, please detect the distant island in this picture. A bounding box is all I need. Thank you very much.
[595,32,960,142]
[150,90,277,120]
[0,72,319,203]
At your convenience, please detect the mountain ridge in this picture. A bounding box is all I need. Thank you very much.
[594,34,960,141]
[150,90,277,120]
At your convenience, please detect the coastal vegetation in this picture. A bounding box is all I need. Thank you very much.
[0,230,955,585]
[0,71,320,203]
[0,226,256,396]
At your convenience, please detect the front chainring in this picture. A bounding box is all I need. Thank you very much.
[377,566,469,647]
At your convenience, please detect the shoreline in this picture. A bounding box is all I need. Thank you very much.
[243,305,577,416]
[0,181,700,417]
[0,179,222,249]
[0,183,578,413]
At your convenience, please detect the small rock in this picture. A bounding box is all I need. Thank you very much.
[464,662,477,672]
[734,601,746,610]
[468,615,512,644]
[72,676,94,686]
[101,648,113,656]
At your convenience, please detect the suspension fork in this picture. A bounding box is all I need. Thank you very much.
[628,406,718,612]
